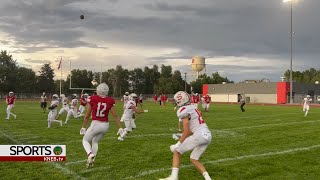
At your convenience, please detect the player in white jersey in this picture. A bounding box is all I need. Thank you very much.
[56,94,70,120]
[302,95,312,117]
[40,92,47,113]
[118,93,146,141]
[120,92,130,122]
[122,92,130,108]
[160,91,212,180]
[65,94,83,124]
[47,94,63,128]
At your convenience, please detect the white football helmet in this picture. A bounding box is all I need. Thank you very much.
[71,94,77,99]
[83,93,89,98]
[97,83,109,97]
[9,91,14,96]
[125,92,129,95]
[307,95,311,98]
[52,94,59,100]
[174,91,191,107]
[129,93,138,101]
[60,94,65,98]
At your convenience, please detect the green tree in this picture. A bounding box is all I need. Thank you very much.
[108,65,129,97]
[0,51,18,92]
[160,64,172,78]
[144,65,160,94]
[16,67,37,93]
[129,68,145,94]
[190,72,233,94]
[37,63,55,92]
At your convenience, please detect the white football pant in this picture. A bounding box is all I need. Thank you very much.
[79,105,86,114]
[123,118,136,132]
[58,106,70,115]
[65,109,83,123]
[83,121,109,156]
[176,129,212,160]
[6,105,16,119]
[47,110,62,128]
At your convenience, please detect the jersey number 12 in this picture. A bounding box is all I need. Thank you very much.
[96,102,107,117]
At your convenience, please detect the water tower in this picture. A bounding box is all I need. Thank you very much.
[191,56,206,79]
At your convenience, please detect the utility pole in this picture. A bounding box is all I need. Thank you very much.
[184,72,187,92]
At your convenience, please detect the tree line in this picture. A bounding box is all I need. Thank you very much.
[1,50,233,96]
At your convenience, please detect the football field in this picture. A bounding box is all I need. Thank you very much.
[1,101,320,180]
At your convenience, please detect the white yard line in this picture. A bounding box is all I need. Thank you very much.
[124,144,320,179]
[222,119,320,131]
[65,160,87,166]
[0,129,86,180]
[79,167,111,174]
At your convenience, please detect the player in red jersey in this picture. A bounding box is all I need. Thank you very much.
[192,93,200,108]
[153,94,158,103]
[80,83,124,168]
[5,91,17,120]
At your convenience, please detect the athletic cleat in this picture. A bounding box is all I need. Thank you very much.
[5,118,9,120]
[64,121,68,124]
[13,115,17,119]
[118,136,124,141]
[86,154,95,168]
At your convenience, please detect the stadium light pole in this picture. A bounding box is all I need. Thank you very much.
[283,0,294,104]
[184,72,187,91]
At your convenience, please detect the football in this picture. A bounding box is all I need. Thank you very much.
[80,14,84,19]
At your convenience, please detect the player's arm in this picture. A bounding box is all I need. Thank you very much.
[48,104,57,110]
[132,105,144,114]
[82,103,92,128]
[179,117,192,143]
[110,106,122,129]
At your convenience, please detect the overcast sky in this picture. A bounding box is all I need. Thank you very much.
[0,0,319,82]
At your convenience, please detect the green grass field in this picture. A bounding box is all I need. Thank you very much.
[1,101,320,180]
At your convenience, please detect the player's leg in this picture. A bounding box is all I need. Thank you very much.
[207,104,210,111]
[91,122,109,156]
[6,105,13,119]
[304,106,309,116]
[56,108,66,120]
[48,111,62,127]
[8,105,16,119]
[43,102,47,113]
[189,132,212,180]
[130,118,136,130]
[65,109,73,124]
[161,135,198,180]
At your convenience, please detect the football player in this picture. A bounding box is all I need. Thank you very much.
[79,93,89,116]
[160,91,212,180]
[201,95,211,112]
[122,92,130,109]
[56,94,69,120]
[118,93,146,141]
[47,94,63,128]
[303,95,312,117]
[65,94,83,124]
[5,91,16,120]
[191,93,200,108]
[80,83,124,168]
[40,92,47,113]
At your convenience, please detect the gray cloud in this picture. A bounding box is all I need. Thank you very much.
[1,0,320,81]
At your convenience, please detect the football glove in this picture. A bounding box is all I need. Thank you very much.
[80,128,86,135]
[170,141,181,152]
